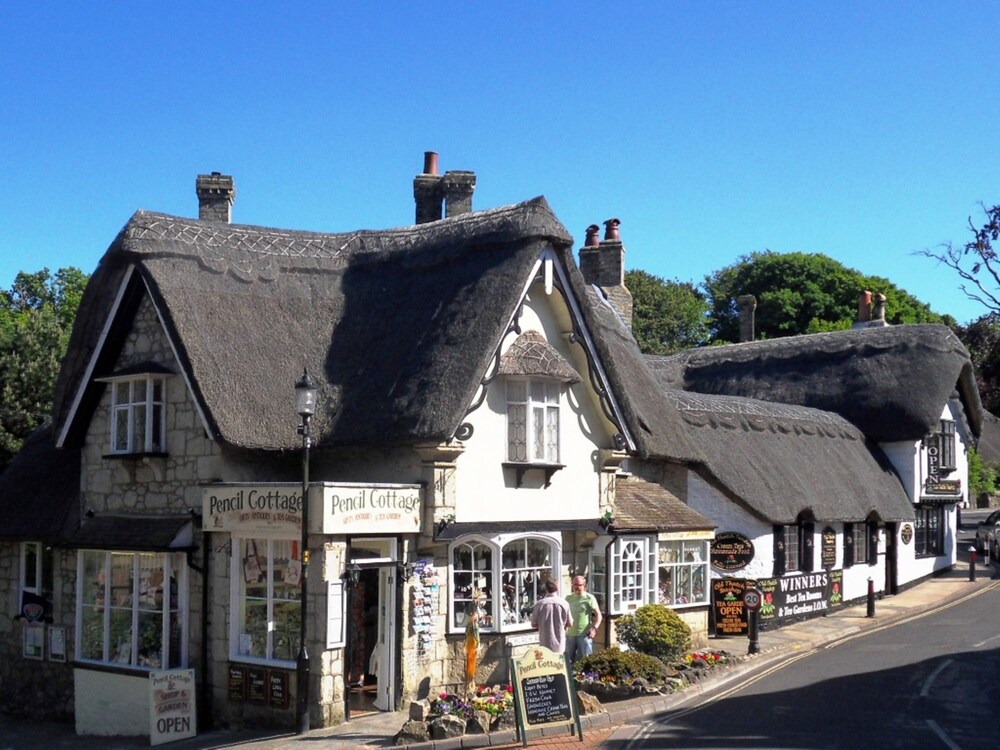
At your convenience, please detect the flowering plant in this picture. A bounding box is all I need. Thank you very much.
[430,684,514,720]
[682,650,728,667]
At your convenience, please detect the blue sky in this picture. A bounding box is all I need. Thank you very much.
[3,2,998,324]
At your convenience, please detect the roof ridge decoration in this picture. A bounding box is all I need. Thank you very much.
[498,330,582,383]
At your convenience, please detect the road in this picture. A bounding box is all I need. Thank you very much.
[620,522,1000,749]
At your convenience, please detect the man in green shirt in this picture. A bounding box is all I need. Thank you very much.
[565,575,602,663]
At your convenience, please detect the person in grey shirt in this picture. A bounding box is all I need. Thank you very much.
[530,578,572,653]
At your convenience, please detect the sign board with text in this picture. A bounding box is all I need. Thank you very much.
[149,669,196,746]
[321,483,422,535]
[511,645,582,745]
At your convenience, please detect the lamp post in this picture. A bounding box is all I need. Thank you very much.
[294,368,318,735]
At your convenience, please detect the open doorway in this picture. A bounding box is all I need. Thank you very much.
[346,538,398,716]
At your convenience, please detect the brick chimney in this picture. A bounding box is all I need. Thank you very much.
[442,171,476,217]
[196,172,235,222]
[413,151,443,224]
[579,218,633,327]
[737,295,757,342]
[413,152,477,223]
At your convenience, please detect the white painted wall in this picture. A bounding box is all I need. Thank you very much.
[454,282,618,523]
[74,668,149,736]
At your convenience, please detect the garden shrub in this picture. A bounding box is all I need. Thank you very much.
[614,604,691,664]
[575,647,669,684]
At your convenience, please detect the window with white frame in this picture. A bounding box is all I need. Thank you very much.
[589,548,607,610]
[21,541,54,603]
[77,550,186,669]
[449,534,560,633]
[506,379,560,464]
[939,420,957,471]
[232,537,303,663]
[657,540,708,607]
[609,535,657,615]
[109,375,166,454]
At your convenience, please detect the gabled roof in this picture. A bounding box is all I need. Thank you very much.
[53,198,596,451]
[0,422,79,542]
[50,195,726,463]
[647,324,983,443]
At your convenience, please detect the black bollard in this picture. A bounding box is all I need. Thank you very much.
[747,607,760,655]
[969,546,976,582]
[866,577,875,618]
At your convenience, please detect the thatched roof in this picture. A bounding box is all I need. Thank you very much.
[647,325,982,443]
[50,196,724,470]
[655,391,914,523]
[0,422,79,542]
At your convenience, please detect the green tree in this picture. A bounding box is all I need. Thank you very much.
[918,203,1000,314]
[626,270,710,354]
[953,313,1000,414]
[0,267,88,470]
[704,251,952,343]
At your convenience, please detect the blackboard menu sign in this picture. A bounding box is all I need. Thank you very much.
[247,667,268,705]
[268,670,289,710]
[228,665,247,702]
[511,645,582,744]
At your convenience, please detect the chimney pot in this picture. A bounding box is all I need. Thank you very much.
[423,151,439,176]
[585,224,601,247]
[603,218,621,242]
[857,291,872,323]
[196,172,236,223]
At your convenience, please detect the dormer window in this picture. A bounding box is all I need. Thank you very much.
[498,330,581,470]
[108,374,167,454]
[506,379,560,464]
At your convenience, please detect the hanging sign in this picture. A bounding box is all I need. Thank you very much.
[711,532,755,571]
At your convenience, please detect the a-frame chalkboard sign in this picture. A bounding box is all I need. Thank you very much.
[510,645,583,746]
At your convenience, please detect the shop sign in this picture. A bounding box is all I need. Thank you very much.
[923,480,961,497]
[322,483,422,534]
[756,570,843,623]
[711,578,754,636]
[512,645,581,736]
[900,524,914,545]
[820,527,837,570]
[202,484,304,534]
[149,669,196,746]
[710,532,755,571]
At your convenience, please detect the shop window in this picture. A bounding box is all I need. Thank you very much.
[657,540,708,607]
[109,375,166,454]
[609,535,656,615]
[449,534,560,634]
[914,505,944,557]
[506,379,560,464]
[938,420,957,471]
[77,550,186,670]
[232,537,303,663]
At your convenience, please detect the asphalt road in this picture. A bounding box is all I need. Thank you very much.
[620,572,1000,749]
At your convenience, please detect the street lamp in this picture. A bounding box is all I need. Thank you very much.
[294,368,318,735]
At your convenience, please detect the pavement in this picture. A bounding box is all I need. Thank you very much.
[3,555,998,750]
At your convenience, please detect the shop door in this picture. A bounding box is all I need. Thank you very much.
[347,538,398,715]
[371,566,396,711]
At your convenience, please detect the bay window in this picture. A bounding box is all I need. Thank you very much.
[449,534,559,633]
[232,537,302,663]
[77,550,186,669]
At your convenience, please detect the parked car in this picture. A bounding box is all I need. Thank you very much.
[975,509,1000,555]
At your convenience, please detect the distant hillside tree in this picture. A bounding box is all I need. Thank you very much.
[0,267,88,470]
[918,203,1000,315]
[704,251,952,343]
[626,270,711,355]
